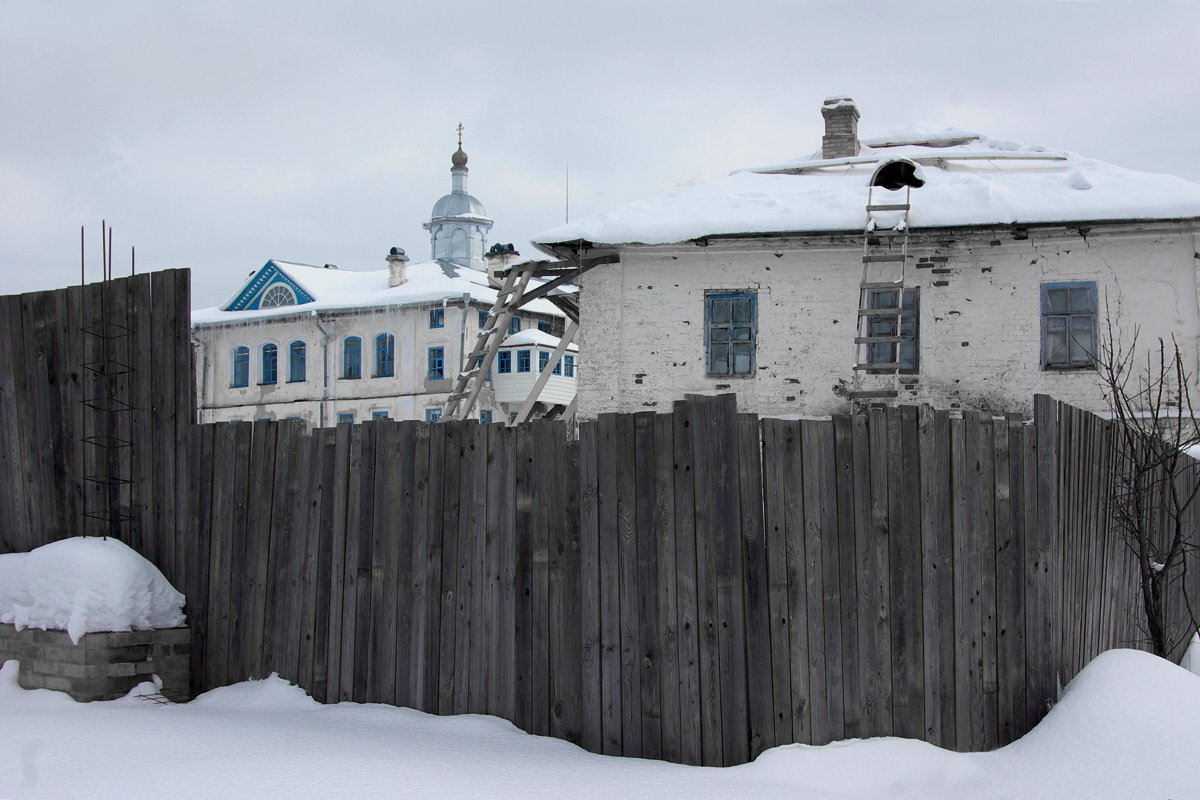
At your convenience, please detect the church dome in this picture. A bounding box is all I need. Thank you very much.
[431,191,487,219]
[451,146,468,168]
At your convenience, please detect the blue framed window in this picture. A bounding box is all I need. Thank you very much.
[430,308,444,328]
[337,412,354,424]
[372,410,389,420]
[538,350,550,373]
[427,346,445,380]
[261,344,278,384]
[538,321,551,333]
[479,310,489,329]
[509,316,521,334]
[480,410,493,423]
[864,288,919,373]
[706,292,756,376]
[1042,282,1097,369]
[425,408,442,422]
[563,354,575,378]
[375,333,395,377]
[497,351,512,373]
[231,346,249,387]
[517,349,531,373]
[288,341,306,382]
[343,336,362,379]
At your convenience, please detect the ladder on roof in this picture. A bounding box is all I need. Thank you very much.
[442,267,534,422]
[851,184,914,400]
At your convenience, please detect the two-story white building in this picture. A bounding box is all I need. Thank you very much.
[531,98,1200,418]
[192,142,574,425]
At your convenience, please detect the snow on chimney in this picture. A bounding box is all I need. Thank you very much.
[821,96,860,160]
[386,247,409,287]
[484,243,520,288]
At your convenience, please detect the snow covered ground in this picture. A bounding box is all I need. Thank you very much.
[1,648,1197,800]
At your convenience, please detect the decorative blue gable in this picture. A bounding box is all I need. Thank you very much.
[223,261,317,311]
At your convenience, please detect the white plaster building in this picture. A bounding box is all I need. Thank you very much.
[531,98,1200,418]
[193,144,573,426]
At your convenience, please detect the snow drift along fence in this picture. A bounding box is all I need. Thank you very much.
[3,271,1199,766]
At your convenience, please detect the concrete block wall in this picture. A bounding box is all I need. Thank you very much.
[0,623,190,702]
[576,223,1200,418]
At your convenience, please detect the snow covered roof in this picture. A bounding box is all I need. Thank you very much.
[532,122,1200,248]
[499,328,579,351]
[193,259,562,326]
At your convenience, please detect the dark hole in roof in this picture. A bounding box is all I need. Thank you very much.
[871,159,925,191]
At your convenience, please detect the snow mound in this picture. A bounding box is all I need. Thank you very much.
[191,673,321,712]
[0,537,185,644]
[1183,632,1200,676]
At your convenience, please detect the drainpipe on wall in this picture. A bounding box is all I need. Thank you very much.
[314,312,332,429]
[190,333,208,424]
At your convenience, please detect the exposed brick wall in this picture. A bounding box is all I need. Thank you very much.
[0,623,190,702]
[576,223,1200,418]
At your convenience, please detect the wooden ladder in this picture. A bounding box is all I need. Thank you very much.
[851,184,912,400]
[441,267,534,421]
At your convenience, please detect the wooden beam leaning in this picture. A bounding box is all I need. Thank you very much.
[509,321,579,426]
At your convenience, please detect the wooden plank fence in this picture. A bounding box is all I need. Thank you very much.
[2,271,1199,766]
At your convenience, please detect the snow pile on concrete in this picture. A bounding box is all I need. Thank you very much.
[532,123,1200,248]
[0,537,185,644]
[0,649,1197,799]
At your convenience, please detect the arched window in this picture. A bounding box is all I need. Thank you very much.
[343,336,362,379]
[259,284,297,308]
[231,346,249,387]
[261,344,278,384]
[375,334,395,377]
[289,341,306,382]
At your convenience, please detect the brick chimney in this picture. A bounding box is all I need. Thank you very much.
[386,246,409,287]
[821,96,860,160]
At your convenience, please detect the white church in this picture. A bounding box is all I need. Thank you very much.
[191,138,575,426]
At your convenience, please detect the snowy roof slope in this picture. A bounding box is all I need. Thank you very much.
[500,329,579,351]
[532,123,1200,248]
[194,259,562,325]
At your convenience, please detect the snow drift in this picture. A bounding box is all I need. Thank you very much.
[0,536,185,643]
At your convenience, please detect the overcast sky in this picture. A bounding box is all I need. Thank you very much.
[3,0,1199,308]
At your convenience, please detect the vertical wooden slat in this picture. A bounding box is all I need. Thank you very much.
[596,412,622,755]
[671,401,702,765]
[738,413,772,758]
[654,412,682,761]
[782,419,811,745]
[633,411,662,759]
[865,406,893,736]
[578,420,602,752]
[615,412,642,754]
[833,415,863,741]
[890,406,924,740]
[761,419,794,748]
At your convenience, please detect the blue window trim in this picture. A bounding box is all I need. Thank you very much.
[497,351,512,373]
[1041,281,1098,370]
[337,412,355,425]
[563,354,575,378]
[425,408,442,422]
[478,310,489,329]
[372,410,389,420]
[427,346,445,380]
[705,291,757,377]
[231,346,250,387]
[480,410,493,423]
[516,349,531,373]
[509,316,521,334]
[343,336,362,379]
[288,340,306,382]
[429,308,445,328]
[538,320,552,334]
[260,343,278,384]
[375,333,395,377]
[538,350,550,373]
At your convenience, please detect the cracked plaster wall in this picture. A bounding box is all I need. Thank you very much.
[576,224,1200,418]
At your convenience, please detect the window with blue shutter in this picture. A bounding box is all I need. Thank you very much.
[232,346,249,387]
[260,344,277,385]
[428,347,444,380]
[705,292,756,376]
[375,333,395,377]
[343,337,362,379]
[289,341,306,382]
